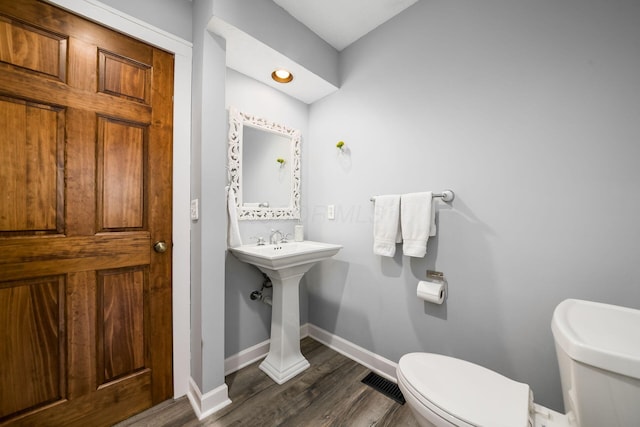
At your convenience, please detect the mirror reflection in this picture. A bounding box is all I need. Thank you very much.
[242,126,291,208]
[227,107,301,220]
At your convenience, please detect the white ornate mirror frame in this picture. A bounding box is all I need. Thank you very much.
[228,107,301,220]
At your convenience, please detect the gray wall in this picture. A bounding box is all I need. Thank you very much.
[305,0,640,411]
[224,69,310,358]
[99,0,193,41]
[191,0,227,394]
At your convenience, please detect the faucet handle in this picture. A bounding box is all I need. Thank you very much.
[281,233,292,243]
[250,236,266,246]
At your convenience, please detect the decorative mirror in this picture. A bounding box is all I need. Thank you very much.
[227,107,301,220]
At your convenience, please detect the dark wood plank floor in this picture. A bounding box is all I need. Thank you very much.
[116,337,419,427]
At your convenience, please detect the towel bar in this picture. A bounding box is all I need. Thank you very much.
[370,190,454,203]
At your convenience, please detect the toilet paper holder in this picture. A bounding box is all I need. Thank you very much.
[426,270,445,282]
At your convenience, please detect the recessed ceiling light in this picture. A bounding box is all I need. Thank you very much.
[271,68,294,83]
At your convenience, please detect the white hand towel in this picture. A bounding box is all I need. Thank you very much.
[429,196,437,237]
[373,195,402,257]
[227,186,243,248]
[401,192,435,257]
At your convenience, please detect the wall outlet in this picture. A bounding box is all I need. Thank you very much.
[327,204,335,220]
[190,199,199,220]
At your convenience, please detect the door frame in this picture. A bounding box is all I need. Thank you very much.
[46,0,193,398]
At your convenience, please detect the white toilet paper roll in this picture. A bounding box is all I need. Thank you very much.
[417,280,446,304]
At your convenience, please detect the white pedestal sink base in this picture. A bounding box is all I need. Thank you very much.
[229,241,343,385]
[258,269,310,384]
[260,355,310,385]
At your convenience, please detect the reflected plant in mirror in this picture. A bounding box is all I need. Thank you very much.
[228,107,301,220]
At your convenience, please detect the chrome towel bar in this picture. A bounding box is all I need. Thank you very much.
[370,190,455,203]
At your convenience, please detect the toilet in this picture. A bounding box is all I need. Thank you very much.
[396,299,640,427]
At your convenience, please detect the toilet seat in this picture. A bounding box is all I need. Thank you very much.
[397,353,532,427]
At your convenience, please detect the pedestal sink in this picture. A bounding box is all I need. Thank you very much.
[230,240,342,384]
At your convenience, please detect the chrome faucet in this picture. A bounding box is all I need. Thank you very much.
[269,229,283,245]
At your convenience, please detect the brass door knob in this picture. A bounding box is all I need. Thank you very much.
[154,241,168,253]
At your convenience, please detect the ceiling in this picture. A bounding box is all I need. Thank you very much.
[273,0,418,51]
[211,0,419,104]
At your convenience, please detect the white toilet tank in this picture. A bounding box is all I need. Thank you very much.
[551,299,640,427]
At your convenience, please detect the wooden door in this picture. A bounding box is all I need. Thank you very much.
[0,1,174,425]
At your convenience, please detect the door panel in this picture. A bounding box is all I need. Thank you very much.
[0,1,173,425]
[0,97,64,234]
[0,276,65,419]
[98,117,146,230]
[0,18,67,80]
[97,267,147,384]
[98,49,151,103]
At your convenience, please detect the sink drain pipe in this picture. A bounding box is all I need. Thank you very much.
[250,290,272,306]
[250,273,273,306]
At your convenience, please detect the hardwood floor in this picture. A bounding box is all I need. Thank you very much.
[116,337,419,426]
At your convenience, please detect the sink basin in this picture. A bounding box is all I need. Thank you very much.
[230,240,342,272]
[230,240,342,384]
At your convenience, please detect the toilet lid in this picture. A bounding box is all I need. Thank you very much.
[398,353,531,427]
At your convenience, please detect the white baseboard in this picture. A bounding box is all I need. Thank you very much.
[187,378,232,420]
[224,339,270,376]
[223,324,311,376]
[223,323,397,384]
[306,324,398,383]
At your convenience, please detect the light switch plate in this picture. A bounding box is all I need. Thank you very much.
[190,199,199,220]
[327,204,335,220]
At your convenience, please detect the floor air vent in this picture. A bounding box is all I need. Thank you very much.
[361,372,405,405]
